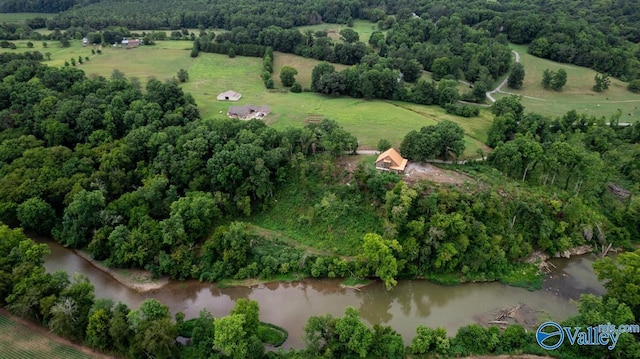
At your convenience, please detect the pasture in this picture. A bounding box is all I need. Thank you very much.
[0,39,489,157]
[497,44,640,121]
[0,312,93,359]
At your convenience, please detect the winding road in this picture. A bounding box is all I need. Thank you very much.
[486,50,520,103]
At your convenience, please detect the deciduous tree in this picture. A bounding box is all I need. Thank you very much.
[552,69,567,91]
[507,63,525,89]
[177,68,189,82]
[593,73,610,92]
[359,233,402,290]
[214,314,248,359]
[593,250,640,317]
[53,190,105,248]
[279,66,298,87]
[541,69,553,89]
[16,197,56,235]
[339,28,359,43]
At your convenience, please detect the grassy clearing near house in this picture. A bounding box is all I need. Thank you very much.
[0,39,491,157]
[0,313,92,359]
[0,12,52,23]
[295,20,383,43]
[498,44,640,121]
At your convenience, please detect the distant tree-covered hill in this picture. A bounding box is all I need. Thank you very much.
[0,0,100,13]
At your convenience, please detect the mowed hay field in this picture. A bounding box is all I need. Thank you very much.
[0,313,93,359]
[0,40,489,158]
[496,44,640,121]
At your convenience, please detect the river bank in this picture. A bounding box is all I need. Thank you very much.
[73,249,169,292]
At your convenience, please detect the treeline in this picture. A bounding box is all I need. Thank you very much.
[308,62,479,115]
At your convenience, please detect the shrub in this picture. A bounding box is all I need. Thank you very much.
[290,82,302,93]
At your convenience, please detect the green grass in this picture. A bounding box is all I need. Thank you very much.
[500,263,544,291]
[258,322,288,347]
[246,224,332,256]
[498,43,640,121]
[0,313,92,359]
[295,20,383,43]
[250,178,384,255]
[340,277,372,287]
[0,39,491,157]
[0,13,52,23]
[272,51,348,89]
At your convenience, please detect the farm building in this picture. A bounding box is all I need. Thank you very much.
[376,148,408,174]
[121,38,141,48]
[217,90,242,101]
[228,105,270,120]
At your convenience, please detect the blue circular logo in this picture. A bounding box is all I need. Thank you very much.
[536,321,564,350]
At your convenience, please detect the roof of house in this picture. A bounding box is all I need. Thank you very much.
[228,105,249,117]
[228,105,270,118]
[376,148,408,171]
[217,90,242,101]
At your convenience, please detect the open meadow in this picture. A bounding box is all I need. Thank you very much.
[1,39,490,157]
[0,312,94,359]
[295,20,383,43]
[496,44,640,121]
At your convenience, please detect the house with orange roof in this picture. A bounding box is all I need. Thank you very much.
[375,148,408,174]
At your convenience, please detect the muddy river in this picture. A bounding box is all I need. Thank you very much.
[40,238,606,349]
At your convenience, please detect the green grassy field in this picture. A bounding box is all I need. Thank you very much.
[295,20,383,43]
[0,39,489,157]
[272,51,348,89]
[0,313,93,359]
[0,12,52,23]
[497,44,640,121]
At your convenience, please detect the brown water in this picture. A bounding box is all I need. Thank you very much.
[40,239,606,349]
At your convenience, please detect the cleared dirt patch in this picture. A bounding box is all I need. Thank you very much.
[405,162,474,185]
